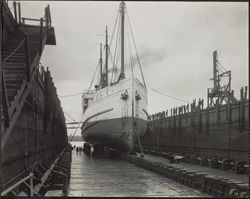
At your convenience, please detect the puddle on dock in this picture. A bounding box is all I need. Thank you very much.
[68,150,209,197]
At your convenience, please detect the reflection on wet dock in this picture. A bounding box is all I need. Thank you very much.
[68,150,209,197]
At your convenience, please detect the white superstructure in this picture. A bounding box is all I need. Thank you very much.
[81,1,147,153]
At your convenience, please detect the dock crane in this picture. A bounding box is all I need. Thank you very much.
[207,50,238,107]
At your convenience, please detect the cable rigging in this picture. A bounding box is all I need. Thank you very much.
[148,87,191,103]
[126,8,147,90]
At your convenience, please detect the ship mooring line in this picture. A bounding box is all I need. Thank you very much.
[148,87,191,103]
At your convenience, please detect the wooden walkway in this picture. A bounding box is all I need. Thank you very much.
[143,154,248,184]
[67,150,209,197]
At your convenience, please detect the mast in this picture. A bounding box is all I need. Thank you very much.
[213,50,218,93]
[120,1,125,79]
[105,26,108,86]
[100,43,103,86]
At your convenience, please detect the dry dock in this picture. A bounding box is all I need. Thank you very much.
[68,150,209,197]
[1,1,248,197]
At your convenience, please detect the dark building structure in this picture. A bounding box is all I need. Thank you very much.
[1,1,68,195]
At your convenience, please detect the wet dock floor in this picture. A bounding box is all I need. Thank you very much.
[68,151,209,197]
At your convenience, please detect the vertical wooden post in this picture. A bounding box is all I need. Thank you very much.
[240,87,245,131]
[191,102,194,153]
[40,18,44,55]
[18,2,21,23]
[207,88,210,108]
[162,111,165,128]
[45,6,49,34]
[157,114,160,152]
[198,99,201,134]
[205,106,209,135]
[164,110,167,127]
[227,87,232,159]
[244,86,247,100]
[239,87,243,130]
[13,1,17,23]
[178,107,181,136]
[24,33,30,81]
[0,0,3,192]
[41,66,45,81]
[47,4,51,27]
[30,174,34,196]
[216,98,220,123]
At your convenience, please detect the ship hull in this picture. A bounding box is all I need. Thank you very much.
[81,78,148,153]
[82,117,147,152]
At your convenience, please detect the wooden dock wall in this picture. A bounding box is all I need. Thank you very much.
[1,1,67,192]
[2,68,67,190]
[142,88,248,162]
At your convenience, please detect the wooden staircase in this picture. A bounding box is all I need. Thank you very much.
[3,33,40,105]
[1,3,55,149]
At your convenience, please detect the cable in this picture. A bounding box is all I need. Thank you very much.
[59,88,89,98]
[111,13,121,83]
[218,61,227,72]
[64,111,77,123]
[148,87,191,103]
[68,62,100,143]
[109,2,120,49]
[59,92,84,98]
[126,8,147,90]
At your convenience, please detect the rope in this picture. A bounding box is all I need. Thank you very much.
[148,87,191,103]
[126,8,147,90]
[69,115,83,143]
[108,47,115,83]
[217,61,227,72]
[111,13,121,83]
[64,111,77,123]
[3,38,25,62]
[59,92,85,98]
[68,60,100,143]
[109,3,120,49]
[85,61,100,96]
[114,27,121,82]
[126,17,134,73]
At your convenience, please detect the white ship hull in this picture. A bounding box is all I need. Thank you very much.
[81,78,147,152]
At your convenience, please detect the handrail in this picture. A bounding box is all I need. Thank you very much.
[3,0,16,24]
[21,17,49,25]
[1,148,64,196]
[1,173,34,196]
[22,17,49,22]
[2,4,51,148]
[3,38,25,63]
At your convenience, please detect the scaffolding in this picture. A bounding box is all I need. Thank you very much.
[207,51,238,107]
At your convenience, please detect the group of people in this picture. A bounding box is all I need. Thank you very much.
[73,145,84,154]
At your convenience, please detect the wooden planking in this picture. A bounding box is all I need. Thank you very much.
[143,95,249,162]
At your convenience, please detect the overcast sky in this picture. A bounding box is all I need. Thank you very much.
[17,1,248,136]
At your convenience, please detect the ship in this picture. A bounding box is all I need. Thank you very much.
[81,1,148,153]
